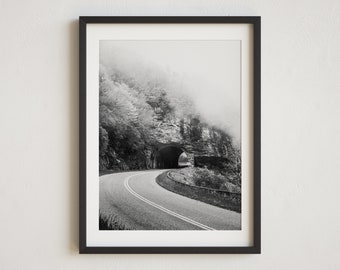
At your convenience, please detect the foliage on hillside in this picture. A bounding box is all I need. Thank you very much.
[192,167,241,192]
[99,65,156,170]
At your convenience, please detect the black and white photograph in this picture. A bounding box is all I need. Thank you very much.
[79,17,261,253]
[98,40,242,231]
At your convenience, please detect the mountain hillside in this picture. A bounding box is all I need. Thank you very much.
[99,60,240,186]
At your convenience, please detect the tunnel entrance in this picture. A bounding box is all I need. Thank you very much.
[156,146,184,169]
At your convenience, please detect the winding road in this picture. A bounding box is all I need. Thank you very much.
[99,170,241,230]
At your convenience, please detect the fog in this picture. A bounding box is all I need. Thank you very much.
[100,40,241,145]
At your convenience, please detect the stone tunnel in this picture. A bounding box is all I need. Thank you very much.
[150,143,193,169]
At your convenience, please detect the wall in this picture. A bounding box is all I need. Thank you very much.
[1,0,340,269]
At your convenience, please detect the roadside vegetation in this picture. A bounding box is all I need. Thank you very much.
[157,170,241,213]
[99,211,131,230]
[169,167,240,193]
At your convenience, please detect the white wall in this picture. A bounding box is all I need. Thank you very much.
[1,0,340,269]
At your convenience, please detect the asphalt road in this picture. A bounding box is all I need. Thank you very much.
[99,170,241,230]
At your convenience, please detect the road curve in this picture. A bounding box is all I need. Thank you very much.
[99,170,241,230]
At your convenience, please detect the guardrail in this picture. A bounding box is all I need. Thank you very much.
[166,170,240,195]
[157,171,241,212]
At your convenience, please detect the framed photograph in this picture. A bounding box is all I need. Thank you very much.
[79,16,261,254]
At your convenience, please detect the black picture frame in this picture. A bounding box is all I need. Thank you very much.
[79,16,261,254]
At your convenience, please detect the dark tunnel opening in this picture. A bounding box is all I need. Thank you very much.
[156,146,184,169]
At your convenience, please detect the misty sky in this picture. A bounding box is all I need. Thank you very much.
[100,40,241,144]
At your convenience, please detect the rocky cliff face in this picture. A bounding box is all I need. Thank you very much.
[153,114,234,158]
